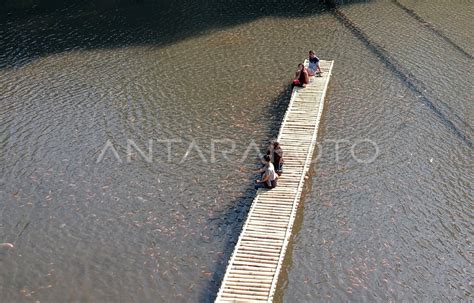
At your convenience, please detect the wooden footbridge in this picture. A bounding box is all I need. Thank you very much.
[215,60,334,302]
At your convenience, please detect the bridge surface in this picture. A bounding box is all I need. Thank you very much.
[215,60,334,302]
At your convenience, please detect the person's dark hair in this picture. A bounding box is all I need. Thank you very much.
[309,50,315,55]
[263,155,271,162]
[273,141,280,148]
[298,63,304,68]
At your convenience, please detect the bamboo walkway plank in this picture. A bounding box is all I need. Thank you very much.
[215,60,333,302]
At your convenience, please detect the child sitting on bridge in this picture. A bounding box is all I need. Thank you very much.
[254,155,278,189]
[267,140,284,176]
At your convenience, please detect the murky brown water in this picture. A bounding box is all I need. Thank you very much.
[0,0,472,302]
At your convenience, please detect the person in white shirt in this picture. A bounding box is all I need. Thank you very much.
[307,50,322,76]
[254,155,278,189]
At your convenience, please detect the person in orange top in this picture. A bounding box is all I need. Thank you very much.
[292,63,309,87]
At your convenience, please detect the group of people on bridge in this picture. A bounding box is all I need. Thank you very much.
[254,140,284,190]
[292,50,322,88]
[251,51,322,190]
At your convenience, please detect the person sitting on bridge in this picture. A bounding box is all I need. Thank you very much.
[292,63,309,87]
[272,141,284,176]
[308,50,322,77]
[254,155,278,189]
[266,140,284,176]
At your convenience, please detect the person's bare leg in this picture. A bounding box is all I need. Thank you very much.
[317,66,323,76]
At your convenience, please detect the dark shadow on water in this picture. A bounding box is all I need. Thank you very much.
[324,1,473,148]
[391,0,472,59]
[203,84,293,302]
[0,0,368,69]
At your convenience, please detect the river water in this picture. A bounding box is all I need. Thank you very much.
[0,0,472,302]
